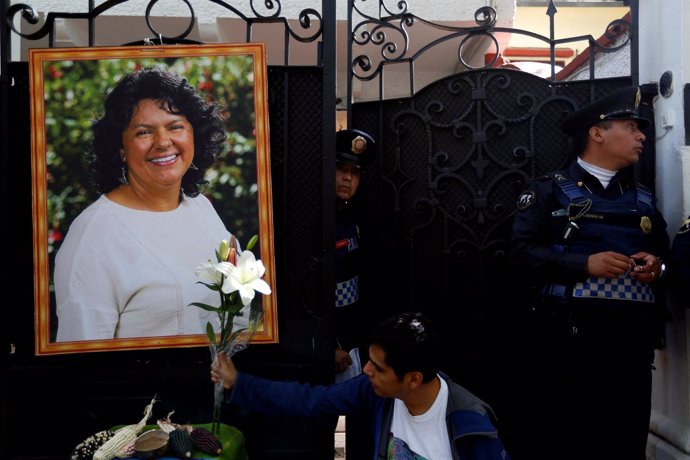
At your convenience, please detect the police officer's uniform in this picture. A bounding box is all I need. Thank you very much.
[334,128,376,460]
[334,129,375,354]
[509,86,670,460]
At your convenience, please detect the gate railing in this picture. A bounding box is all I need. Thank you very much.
[346,0,637,119]
[3,0,324,58]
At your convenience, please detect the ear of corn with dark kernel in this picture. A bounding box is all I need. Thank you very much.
[190,426,223,455]
[70,430,115,460]
[168,428,194,458]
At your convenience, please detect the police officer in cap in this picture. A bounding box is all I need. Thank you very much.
[334,128,375,373]
[333,128,376,459]
[509,86,669,460]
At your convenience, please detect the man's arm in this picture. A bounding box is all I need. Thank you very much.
[210,354,375,417]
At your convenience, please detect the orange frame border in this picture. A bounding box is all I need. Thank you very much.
[29,44,277,355]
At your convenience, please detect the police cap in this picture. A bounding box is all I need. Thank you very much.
[336,129,376,169]
[561,86,650,136]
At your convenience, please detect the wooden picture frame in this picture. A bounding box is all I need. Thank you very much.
[29,43,277,355]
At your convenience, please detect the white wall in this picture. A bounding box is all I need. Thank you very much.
[640,0,689,229]
[639,0,690,459]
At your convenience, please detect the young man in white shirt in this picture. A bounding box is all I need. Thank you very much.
[211,311,510,460]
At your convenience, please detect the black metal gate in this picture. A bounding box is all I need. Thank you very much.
[343,3,652,456]
[350,70,639,416]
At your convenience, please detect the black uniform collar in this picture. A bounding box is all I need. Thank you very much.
[568,161,635,195]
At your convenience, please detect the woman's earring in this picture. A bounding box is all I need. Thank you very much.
[189,161,199,171]
[119,164,129,184]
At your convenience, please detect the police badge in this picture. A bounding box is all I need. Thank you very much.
[516,191,536,210]
[351,135,367,154]
[640,216,652,235]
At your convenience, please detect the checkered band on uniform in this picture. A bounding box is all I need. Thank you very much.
[336,276,359,307]
[572,276,654,303]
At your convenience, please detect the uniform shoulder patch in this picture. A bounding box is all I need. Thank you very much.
[516,190,536,210]
[678,218,690,234]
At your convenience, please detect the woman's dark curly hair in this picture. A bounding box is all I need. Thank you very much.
[89,67,227,196]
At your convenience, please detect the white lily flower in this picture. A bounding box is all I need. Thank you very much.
[195,260,224,285]
[217,250,272,305]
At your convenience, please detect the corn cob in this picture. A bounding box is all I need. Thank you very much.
[190,426,222,455]
[168,427,194,458]
[92,423,138,460]
[93,395,157,460]
[70,430,115,460]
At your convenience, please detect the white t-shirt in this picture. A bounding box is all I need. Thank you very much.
[55,194,248,341]
[389,376,452,460]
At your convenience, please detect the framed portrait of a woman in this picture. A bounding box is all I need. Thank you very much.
[29,43,277,355]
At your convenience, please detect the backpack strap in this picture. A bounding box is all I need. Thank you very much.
[552,173,589,205]
[636,184,654,214]
[551,173,592,222]
[377,398,394,459]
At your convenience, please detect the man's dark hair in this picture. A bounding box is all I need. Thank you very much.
[370,311,440,382]
[89,67,227,196]
[570,119,613,155]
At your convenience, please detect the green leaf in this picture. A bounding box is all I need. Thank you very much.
[246,234,258,251]
[206,322,217,344]
[228,303,245,315]
[196,281,221,291]
[189,302,221,312]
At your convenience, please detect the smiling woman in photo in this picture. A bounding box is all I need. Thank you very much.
[54,67,247,341]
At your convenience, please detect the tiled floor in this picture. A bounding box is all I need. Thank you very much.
[334,415,346,459]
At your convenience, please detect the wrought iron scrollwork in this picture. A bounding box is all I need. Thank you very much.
[248,0,282,18]
[351,5,498,82]
[6,3,59,40]
[380,0,409,17]
[592,18,631,53]
[348,0,636,103]
[145,0,195,41]
[290,8,322,43]
[5,0,323,48]
[382,68,579,242]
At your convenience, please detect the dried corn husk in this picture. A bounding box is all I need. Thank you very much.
[93,395,157,460]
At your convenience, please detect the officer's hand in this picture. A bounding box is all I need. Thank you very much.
[630,252,663,282]
[211,352,238,390]
[335,348,353,373]
[586,251,635,278]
